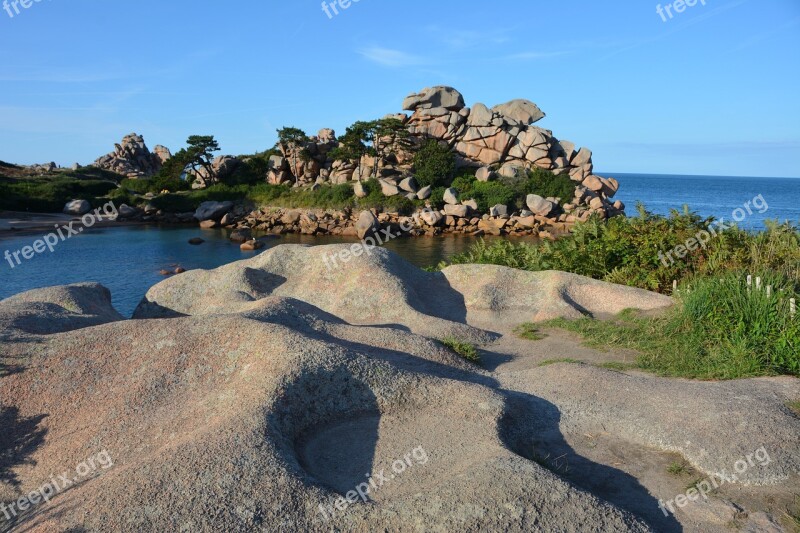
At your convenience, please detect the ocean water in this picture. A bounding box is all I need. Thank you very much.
[610,173,800,230]
[1,174,798,316]
[0,227,486,316]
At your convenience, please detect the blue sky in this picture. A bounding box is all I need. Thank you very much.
[0,0,798,177]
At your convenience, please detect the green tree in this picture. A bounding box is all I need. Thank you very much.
[185,135,221,186]
[276,127,309,185]
[372,118,412,179]
[413,139,456,188]
[329,121,376,182]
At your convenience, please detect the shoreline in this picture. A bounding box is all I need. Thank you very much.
[0,211,191,241]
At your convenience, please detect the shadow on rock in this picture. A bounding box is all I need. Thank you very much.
[270,368,380,499]
[500,391,683,532]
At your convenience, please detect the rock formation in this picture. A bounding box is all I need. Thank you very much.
[92,133,171,178]
[1,247,797,532]
[259,86,622,223]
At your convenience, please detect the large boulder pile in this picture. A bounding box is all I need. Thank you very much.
[268,129,339,186]
[263,87,622,224]
[92,133,171,178]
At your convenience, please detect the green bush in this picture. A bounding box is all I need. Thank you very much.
[414,139,456,188]
[120,178,152,194]
[523,167,576,204]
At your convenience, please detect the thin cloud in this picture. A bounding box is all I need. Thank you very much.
[505,51,570,61]
[357,47,427,67]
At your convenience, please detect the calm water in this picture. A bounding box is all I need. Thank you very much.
[1,174,798,316]
[611,173,800,229]
[0,226,485,316]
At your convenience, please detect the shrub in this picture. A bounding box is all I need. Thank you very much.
[120,178,152,194]
[473,181,516,212]
[414,139,456,188]
[524,168,576,204]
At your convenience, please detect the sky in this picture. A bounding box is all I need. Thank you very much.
[0,0,798,178]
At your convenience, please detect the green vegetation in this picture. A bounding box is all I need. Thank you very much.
[448,167,579,212]
[146,180,424,214]
[0,169,120,212]
[514,323,547,341]
[442,206,800,293]
[786,400,800,417]
[440,337,481,365]
[413,139,456,188]
[545,273,799,379]
[667,461,691,476]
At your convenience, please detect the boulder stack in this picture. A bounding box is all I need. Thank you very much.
[92,133,170,178]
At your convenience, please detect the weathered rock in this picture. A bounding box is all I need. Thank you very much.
[63,199,91,216]
[380,179,399,197]
[402,86,465,111]
[492,99,546,125]
[229,229,252,243]
[476,167,495,182]
[399,176,419,193]
[443,204,469,217]
[516,215,537,229]
[416,186,432,200]
[498,162,526,179]
[355,210,380,239]
[443,188,460,205]
[240,239,266,251]
[478,218,507,236]
[583,175,604,193]
[194,201,234,222]
[5,250,797,533]
[420,210,443,226]
[526,194,555,217]
[118,204,139,219]
[353,181,368,198]
[462,199,478,212]
[281,211,301,225]
[489,204,508,217]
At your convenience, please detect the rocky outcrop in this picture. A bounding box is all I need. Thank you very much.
[190,155,244,187]
[92,133,171,178]
[1,248,796,531]
[268,129,339,187]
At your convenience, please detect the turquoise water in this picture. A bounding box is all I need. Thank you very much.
[0,226,484,316]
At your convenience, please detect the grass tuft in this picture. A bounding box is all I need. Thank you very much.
[440,337,481,365]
